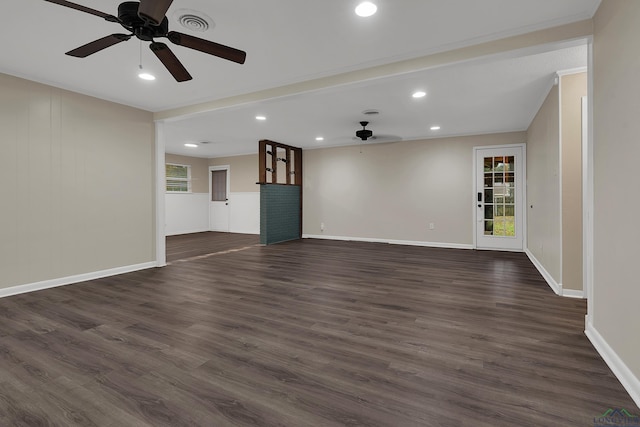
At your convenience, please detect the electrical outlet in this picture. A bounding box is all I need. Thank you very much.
[320,222,325,232]
[429,223,435,230]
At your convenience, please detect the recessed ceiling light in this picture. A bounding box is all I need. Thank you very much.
[316,137,324,141]
[355,2,377,17]
[184,143,198,148]
[430,126,441,131]
[255,115,267,121]
[412,91,426,98]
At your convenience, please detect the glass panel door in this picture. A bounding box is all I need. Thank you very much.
[476,146,523,250]
[483,155,515,237]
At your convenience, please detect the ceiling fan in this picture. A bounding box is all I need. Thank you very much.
[356,121,373,141]
[354,121,402,143]
[43,0,247,82]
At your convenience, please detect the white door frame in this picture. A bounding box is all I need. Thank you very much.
[582,95,594,310]
[209,165,231,231]
[155,121,166,267]
[472,143,527,251]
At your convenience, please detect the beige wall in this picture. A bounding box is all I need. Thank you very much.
[0,73,155,290]
[303,132,525,244]
[165,153,209,193]
[560,73,587,291]
[526,85,561,283]
[593,0,640,384]
[209,154,259,193]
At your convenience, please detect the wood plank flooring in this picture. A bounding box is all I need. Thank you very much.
[166,232,259,263]
[0,235,637,426]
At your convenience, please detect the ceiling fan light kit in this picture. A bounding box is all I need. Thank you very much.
[138,68,156,81]
[43,0,247,82]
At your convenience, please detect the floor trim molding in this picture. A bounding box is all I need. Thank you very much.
[585,320,640,409]
[525,248,562,295]
[0,261,157,299]
[302,234,474,250]
[562,288,585,299]
[166,228,210,237]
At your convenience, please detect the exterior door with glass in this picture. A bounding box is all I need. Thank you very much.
[475,145,524,250]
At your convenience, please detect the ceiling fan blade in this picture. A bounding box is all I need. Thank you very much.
[167,31,246,64]
[43,0,118,22]
[138,0,174,25]
[66,34,131,58]
[150,42,192,82]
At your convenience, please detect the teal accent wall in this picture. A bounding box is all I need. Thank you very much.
[260,185,301,245]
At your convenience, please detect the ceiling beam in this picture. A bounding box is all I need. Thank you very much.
[154,19,592,122]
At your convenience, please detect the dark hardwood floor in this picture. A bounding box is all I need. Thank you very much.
[166,231,259,263]
[0,235,637,426]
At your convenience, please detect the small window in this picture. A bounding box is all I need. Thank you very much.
[166,163,191,193]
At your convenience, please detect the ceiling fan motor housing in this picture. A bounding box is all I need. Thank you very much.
[118,2,169,41]
[356,121,373,140]
[356,129,373,140]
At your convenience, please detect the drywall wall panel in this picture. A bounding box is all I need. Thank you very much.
[560,72,587,292]
[303,132,525,245]
[592,0,640,387]
[526,85,561,284]
[210,154,259,193]
[165,193,209,236]
[229,192,260,234]
[0,73,155,289]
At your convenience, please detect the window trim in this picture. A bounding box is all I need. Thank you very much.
[166,163,192,193]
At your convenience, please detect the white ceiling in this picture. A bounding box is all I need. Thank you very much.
[1,1,596,157]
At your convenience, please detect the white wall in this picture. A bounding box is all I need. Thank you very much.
[303,132,525,247]
[229,192,260,234]
[165,191,259,236]
[165,193,209,236]
[0,73,155,291]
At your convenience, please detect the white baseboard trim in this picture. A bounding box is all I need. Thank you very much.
[168,229,259,237]
[229,230,260,236]
[562,288,585,299]
[524,248,562,295]
[585,320,640,409]
[0,261,157,299]
[302,234,474,250]
[166,228,209,236]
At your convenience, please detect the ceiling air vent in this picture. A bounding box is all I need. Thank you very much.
[174,9,214,32]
